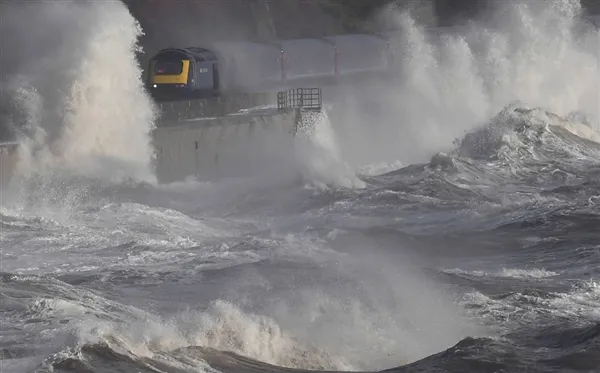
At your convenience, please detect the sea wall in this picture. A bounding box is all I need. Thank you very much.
[153,111,300,184]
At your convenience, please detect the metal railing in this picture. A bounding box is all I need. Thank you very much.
[277,88,322,113]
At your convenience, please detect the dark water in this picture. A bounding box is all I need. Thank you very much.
[2,106,600,373]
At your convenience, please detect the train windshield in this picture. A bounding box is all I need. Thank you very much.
[154,60,183,75]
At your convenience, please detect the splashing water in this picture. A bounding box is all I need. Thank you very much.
[334,0,600,172]
[1,0,157,186]
[295,110,366,189]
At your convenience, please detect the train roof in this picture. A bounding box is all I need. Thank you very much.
[585,14,600,27]
[153,47,217,61]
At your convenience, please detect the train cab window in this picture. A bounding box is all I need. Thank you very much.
[154,60,183,75]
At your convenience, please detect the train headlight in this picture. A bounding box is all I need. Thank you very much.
[153,84,157,88]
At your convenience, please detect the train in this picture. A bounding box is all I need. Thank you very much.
[146,14,600,103]
[146,33,404,102]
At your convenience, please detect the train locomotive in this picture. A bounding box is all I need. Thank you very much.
[147,47,221,101]
[146,33,399,102]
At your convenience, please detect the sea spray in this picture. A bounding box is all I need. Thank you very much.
[0,0,157,186]
[332,0,599,171]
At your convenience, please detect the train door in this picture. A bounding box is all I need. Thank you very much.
[213,63,220,92]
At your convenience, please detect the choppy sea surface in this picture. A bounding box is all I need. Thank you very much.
[3,105,600,373]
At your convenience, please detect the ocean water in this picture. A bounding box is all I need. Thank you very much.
[2,1,600,372]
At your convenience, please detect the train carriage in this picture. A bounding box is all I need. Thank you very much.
[323,34,391,76]
[277,38,337,82]
[207,41,283,92]
[146,30,414,100]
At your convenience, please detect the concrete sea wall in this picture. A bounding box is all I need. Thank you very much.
[153,110,300,183]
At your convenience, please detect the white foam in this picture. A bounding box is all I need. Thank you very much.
[461,279,600,331]
[446,267,559,279]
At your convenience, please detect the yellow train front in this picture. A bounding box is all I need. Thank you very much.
[146,47,220,102]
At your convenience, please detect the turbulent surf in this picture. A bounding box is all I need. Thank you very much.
[2,1,600,373]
